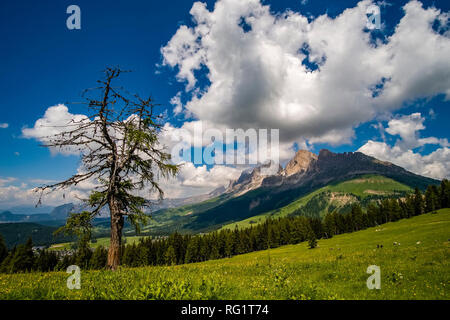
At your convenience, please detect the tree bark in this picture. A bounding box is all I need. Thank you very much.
[107,198,123,270]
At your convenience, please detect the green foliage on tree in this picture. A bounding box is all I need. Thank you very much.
[0,234,7,265]
[413,187,424,216]
[440,179,450,208]
[6,238,35,273]
[35,249,59,272]
[165,245,176,266]
[90,246,108,270]
[425,185,439,213]
[307,230,318,249]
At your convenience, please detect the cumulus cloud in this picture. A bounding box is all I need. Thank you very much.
[0,184,90,208]
[162,0,450,146]
[0,177,16,187]
[139,162,242,199]
[159,120,296,166]
[0,175,84,207]
[18,0,450,204]
[22,104,90,155]
[20,106,249,202]
[170,92,184,115]
[177,162,242,188]
[358,112,449,179]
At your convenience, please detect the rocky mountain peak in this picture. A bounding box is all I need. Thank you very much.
[282,150,317,176]
[318,149,333,159]
[226,161,282,195]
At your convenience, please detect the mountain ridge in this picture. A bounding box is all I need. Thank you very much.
[181,149,438,231]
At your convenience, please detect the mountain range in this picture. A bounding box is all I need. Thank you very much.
[0,149,439,237]
[0,203,75,224]
[138,149,438,234]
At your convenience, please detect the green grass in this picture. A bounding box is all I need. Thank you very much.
[1,208,448,300]
[221,175,412,230]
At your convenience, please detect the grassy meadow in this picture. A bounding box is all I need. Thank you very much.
[1,208,448,300]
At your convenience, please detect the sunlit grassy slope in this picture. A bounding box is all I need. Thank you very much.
[221,174,412,230]
[1,209,448,300]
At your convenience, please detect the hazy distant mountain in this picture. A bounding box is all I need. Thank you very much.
[0,203,76,224]
[1,205,55,215]
[150,185,229,211]
[49,203,75,220]
[0,211,50,223]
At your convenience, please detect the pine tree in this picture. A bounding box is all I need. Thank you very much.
[9,238,35,273]
[413,187,424,216]
[390,199,403,221]
[0,234,7,265]
[1,247,16,273]
[366,203,379,226]
[425,185,438,213]
[404,194,415,218]
[224,232,234,258]
[438,179,450,209]
[90,246,108,269]
[122,244,136,267]
[55,254,75,271]
[350,203,364,231]
[35,249,58,272]
[307,230,317,249]
[74,236,93,269]
[323,212,337,238]
[184,237,199,264]
[165,245,177,265]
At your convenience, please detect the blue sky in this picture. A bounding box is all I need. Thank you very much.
[0,0,449,208]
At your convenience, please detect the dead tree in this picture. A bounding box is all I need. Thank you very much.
[37,67,178,270]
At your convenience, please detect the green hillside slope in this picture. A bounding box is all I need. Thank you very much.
[1,209,448,300]
[135,174,414,235]
[0,223,74,249]
[222,174,412,230]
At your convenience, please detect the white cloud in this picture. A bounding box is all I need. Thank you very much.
[178,162,242,188]
[358,112,449,179]
[0,184,89,208]
[19,107,249,203]
[18,0,450,205]
[0,123,8,129]
[170,91,184,115]
[162,0,450,147]
[0,177,16,187]
[0,175,79,207]
[22,104,90,156]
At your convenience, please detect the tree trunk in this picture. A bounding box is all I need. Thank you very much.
[107,198,123,270]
